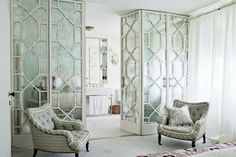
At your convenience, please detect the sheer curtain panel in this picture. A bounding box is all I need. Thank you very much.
[188,4,236,142]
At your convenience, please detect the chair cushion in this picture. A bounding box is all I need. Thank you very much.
[68,130,89,151]
[161,125,193,133]
[167,106,194,126]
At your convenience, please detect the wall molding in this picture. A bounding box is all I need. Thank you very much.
[189,0,235,19]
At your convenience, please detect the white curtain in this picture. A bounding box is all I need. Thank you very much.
[188,4,236,142]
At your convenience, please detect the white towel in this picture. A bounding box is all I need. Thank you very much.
[88,96,109,115]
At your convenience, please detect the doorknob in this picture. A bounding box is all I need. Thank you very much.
[8,92,16,97]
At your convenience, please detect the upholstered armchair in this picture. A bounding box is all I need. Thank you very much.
[25,103,89,157]
[158,100,209,147]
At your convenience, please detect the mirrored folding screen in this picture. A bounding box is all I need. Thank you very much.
[121,11,141,124]
[11,0,84,135]
[121,10,188,128]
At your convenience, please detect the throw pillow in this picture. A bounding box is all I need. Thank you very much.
[167,106,193,126]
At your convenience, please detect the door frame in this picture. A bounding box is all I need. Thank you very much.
[0,0,11,156]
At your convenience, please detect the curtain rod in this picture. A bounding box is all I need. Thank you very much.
[189,1,236,20]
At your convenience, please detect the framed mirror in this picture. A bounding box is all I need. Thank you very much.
[86,37,108,86]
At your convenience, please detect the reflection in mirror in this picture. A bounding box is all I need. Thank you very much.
[86,37,108,87]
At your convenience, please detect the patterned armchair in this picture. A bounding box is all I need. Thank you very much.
[25,103,89,157]
[158,100,209,147]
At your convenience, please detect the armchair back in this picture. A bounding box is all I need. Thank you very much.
[174,100,209,123]
[26,103,55,130]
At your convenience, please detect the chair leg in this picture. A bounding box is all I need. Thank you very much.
[192,141,196,147]
[33,149,38,157]
[203,134,206,143]
[75,153,79,157]
[158,133,162,145]
[86,141,89,152]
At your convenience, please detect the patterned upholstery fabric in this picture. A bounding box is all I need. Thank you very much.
[25,103,89,153]
[158,100,209,142]
[174,100,208,123]
[161,125,193,134]
[167,106,193,126]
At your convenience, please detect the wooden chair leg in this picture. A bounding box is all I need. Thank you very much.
[192,141,195,147]
[75,153,79,157]
[33,149,38,157]
[158,133,162,145]
[86,141,89,152]
[203,134,206,143]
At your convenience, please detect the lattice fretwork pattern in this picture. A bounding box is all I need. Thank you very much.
[143,12,167,123]
[121,12,140,123]
[169,16,188,102]
[51,0,83,120]
[12,0,49,134]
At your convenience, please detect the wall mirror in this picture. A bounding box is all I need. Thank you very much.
[86,37,108,86]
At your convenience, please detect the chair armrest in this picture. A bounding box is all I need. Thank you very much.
[193,118,206,138]
[158,115,168,125]
[30,118,73,136]
[52,115,84,130]
[194,118,206,129]
[30,118,85,151]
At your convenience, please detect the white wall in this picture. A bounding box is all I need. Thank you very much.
[0,0,11,156]
[86,2,121,103]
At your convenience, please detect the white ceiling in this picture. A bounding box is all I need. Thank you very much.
[85,0,220,15]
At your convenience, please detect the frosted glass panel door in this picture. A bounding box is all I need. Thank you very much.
[51,0,83,120]
[143,11,167,124]
[11,0,49,146]
[167,15,188,103]
[121,11,142,134]
[121,10,188,135]
[11,0,84,147]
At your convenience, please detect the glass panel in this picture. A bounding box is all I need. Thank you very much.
[13,110,30,134]
[58,19,74,49]
[22,16,39,46]
[12,0,49,135]
[143,11,167,123]
[22,52,39,81]
[21,0,38,12]
[51,0,82,120]
[121,11,140,123]
[13,75,28,91]
[70,107,82,120]
[169,15,188,102]
[51,8,64,24]
[59,1,74,16]
[69,10,81,26]
[32,8,47,24]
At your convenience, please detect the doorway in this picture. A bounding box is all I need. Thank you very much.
[85,2,134,139]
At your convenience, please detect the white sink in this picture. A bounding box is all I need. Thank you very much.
[86,87,112,96]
